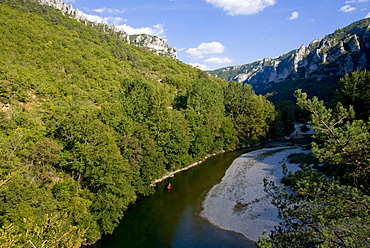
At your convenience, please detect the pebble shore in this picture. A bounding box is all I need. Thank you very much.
[200,146,309,242]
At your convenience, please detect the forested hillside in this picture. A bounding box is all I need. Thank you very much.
[0,0,276,246]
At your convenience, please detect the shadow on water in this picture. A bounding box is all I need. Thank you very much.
[91,145,278,248]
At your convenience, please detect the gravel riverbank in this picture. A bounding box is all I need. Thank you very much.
[200,145,309,242]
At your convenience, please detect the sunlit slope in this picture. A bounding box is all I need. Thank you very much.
[0,0,276,246]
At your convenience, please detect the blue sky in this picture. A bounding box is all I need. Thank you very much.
[65,0,370,70]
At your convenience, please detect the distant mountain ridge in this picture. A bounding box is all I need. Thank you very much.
[209,18,370,101]
[37,0,177,59]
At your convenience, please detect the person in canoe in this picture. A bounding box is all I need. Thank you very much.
[166,183,172,190]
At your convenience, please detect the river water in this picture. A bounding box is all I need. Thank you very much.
[92,146,264,248]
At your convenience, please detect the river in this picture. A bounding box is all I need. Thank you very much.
[92,146,264,248]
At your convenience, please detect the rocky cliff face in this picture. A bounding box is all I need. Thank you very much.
[129,34,177,59]
[209,19,370,98]
[37,0,177,59]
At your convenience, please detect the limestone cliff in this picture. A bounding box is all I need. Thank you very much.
[209,18,370,100]
[37,0,177,59]
[129,34,177,59]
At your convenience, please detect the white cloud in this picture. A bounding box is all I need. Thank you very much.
[186,42,225,59]
[339,5,357,12]
[189,63,208,70]
[204,56,233,64]
[346,0,369,3]
[288,11,299,20]
[83,13,165,37]
[116,24,166,37]
[83,14,127,25]
[366,12,370,18]
[92,7,125,14]
[204,0,276,16]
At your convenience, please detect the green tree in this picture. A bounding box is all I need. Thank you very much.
[258,89,370,247]
[224,82,276,143]
[269,101,296,138]
[185,78,227,158]
[185,108,215,160]
[336,70,370,120]
[119,124,166,196]
[295,89,370,187]
[161,110,192,170]
[49,102,136,235]
[259,170,370,248]
[0,203,85,248]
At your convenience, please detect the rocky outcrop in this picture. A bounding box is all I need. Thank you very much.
[209,19,370,96]
[37,0,177,59]
[130,34,177,59]
[38,0,86,22]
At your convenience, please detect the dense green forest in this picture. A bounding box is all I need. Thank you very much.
[0,0,277,246]
[258,70,370,247]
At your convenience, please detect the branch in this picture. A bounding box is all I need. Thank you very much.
[0,167,26,188]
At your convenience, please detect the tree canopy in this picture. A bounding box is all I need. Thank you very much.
[0,0,277,246]
[258,81,370,247]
